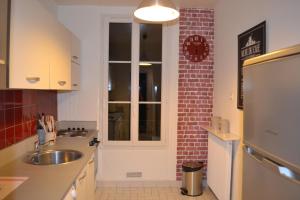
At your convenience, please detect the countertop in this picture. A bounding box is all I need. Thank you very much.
[0,130,98,200]
[201,126,240,141]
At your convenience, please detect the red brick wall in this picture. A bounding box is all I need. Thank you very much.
[0,90,57,149]
[177,8,214,180]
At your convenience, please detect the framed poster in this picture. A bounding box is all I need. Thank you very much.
[237,21,266,109]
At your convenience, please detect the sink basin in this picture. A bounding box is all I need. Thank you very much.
[25,150,83,165]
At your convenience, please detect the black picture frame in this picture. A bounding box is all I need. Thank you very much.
[237,21,266,109]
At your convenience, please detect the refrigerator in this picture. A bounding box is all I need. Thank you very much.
[242,44,300,200]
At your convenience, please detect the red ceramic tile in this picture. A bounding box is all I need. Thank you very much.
[0,130,5,150]
[22,106,31,122]
[4,91,14,109]
[30,120,37,136]
[14,107,23,125]
[30,105,37,120]
[0,90,56,148]
[5,127,15,147]
[0,91,4,110]
[5,109,14,128]
[23,122,31,138]
[0,109,4,130]
[14,90,23,107]
[15,124,24,142]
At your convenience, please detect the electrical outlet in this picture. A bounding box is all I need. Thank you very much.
[126,172,142,178]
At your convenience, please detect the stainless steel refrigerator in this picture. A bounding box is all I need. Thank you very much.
[242,44,300,200]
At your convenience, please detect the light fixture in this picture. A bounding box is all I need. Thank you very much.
[134,0,180,22]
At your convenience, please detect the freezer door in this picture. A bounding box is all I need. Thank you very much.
[243,53,300,169]
[243,146,300,200]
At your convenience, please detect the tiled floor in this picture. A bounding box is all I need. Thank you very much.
[96,186,218,200]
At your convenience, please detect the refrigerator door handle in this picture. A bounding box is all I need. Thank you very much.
[244,145,300,184]
[262,158,300,184]
[244,145,264,162]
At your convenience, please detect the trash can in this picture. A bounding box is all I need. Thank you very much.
[180,162,203,196]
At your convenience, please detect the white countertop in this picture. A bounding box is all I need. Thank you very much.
[201,126,240,141]
[0,131,98,200]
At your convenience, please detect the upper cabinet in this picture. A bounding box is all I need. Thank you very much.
[49,22,71,90]
[71,34,81,65]
[71,34,81,90]
[10,0,53,89]
[7,0,78,90]
[0,0,10,88]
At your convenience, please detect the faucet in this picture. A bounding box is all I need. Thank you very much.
[34,140,40,152]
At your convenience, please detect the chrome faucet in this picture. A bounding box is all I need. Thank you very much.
[34,140,40,152]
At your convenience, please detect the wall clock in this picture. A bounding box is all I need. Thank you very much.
[183,35,209,62]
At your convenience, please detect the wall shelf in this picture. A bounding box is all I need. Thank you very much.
[201,125,240,141]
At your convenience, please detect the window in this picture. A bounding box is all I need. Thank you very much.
[104,18,164,145]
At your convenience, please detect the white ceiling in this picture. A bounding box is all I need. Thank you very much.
[54,0,217,9]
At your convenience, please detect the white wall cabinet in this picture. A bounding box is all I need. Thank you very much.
[9,0,73,90]
[71,34,81,90]
[49,22,71,90]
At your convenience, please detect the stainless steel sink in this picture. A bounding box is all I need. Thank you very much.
[25,149,83,165]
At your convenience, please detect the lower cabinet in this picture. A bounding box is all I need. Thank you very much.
[64,154,96,200]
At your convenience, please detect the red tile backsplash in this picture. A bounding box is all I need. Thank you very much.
[0,90,57,150]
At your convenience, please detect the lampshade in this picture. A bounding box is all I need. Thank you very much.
[134,0,180,22]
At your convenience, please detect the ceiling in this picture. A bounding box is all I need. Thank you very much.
[54,0,217,9]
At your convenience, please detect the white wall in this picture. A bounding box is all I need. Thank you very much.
[57,6,179,181]
[214,0,300,199]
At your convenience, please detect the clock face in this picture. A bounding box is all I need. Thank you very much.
[183,35,210,62]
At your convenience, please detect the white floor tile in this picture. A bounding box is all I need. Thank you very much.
[96,185,217,200]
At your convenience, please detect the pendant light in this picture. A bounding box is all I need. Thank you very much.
[134,0,180,22]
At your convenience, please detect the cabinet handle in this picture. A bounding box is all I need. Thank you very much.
[58,81,67,86]
[73,83,78,87]
[72,56,79,60]
[0,59,5,65]
[79,171,87,182]
[88,159,94,165]
[26,77,40,83]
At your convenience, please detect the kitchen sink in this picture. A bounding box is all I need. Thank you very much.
[25,149,83,165]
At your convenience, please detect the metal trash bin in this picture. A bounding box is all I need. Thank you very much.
[180,162,204,196]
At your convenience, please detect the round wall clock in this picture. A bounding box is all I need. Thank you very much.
[183,35,210,62]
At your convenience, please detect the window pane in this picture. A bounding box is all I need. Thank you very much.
[109,104,130,141]
[109,23,132,61]
[140,24,162,62]
[109,63,131,101]
[139,64,161,102]
[139,104,161,141]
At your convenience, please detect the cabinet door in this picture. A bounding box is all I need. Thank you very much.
[49,23,71,90]
[0,0,9,88]
[9,0,51,89]
[63,185,76,200]
[86,155,96,200]
[71,34,80,65]
[76,166,88,200]
[71,62,80,90]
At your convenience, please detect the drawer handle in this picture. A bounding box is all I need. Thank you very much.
[58,81,66,86]
[73,83,78,87]
[0,59,5,65]
[72,56,79,60]
[88,159,94,165]
[79,171,87,182]
[26,77,40,83]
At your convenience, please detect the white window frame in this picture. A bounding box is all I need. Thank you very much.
[102,15,168,147]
